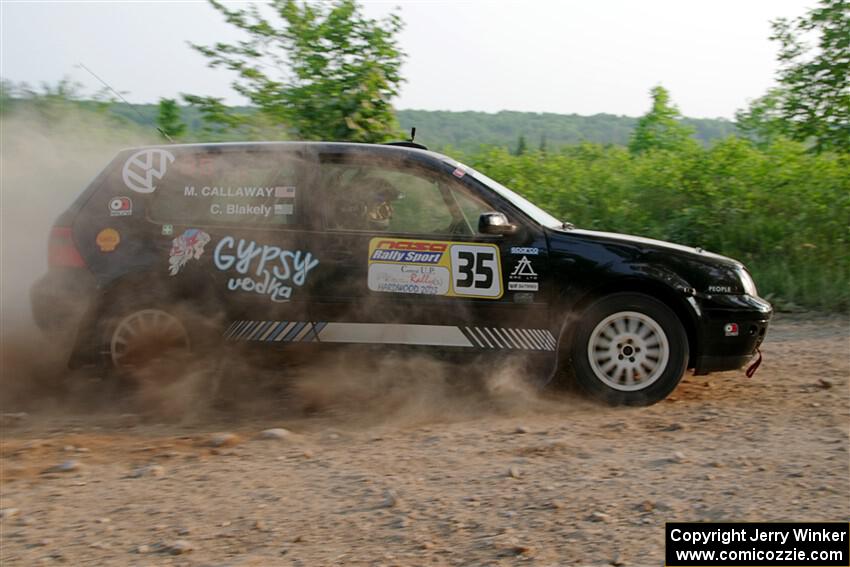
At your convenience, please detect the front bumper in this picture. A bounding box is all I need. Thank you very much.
[692,293,772,375]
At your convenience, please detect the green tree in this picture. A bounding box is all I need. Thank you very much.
[628,86,696,154]
[735,88,787,146]
[737,0,849,152]
[514,134,527,155]
[187,0,405,142]
[156,98,186,140]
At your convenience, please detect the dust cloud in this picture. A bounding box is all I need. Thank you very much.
[276,352,565,428]
[0,105,154,406]
[1,107,154,325]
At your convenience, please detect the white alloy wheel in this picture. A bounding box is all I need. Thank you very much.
[109,308,191,369]
[586,310,670,392]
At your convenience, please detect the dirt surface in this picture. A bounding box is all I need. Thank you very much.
[1,314,848,566]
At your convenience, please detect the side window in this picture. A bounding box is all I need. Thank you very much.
[450,186,494,234]
[148,150,303,227]
[322,158,468,235]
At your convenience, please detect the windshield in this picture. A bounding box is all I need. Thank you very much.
[456,163,564,229]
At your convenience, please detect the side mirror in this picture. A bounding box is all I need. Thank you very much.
[478,212,518,235]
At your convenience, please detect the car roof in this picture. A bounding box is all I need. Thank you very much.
[118,141,456,166]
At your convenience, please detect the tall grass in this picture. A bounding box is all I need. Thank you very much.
[463,138,850,311]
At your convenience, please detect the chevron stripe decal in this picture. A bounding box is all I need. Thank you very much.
[459,326,556,351]
[223,321,556,351]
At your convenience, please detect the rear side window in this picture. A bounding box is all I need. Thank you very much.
[148,150,305,227]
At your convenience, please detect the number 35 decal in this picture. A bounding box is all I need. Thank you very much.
[450,244,503,298]
[367,238,502,299]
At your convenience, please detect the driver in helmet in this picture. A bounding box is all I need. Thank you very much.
[336,177,401,230]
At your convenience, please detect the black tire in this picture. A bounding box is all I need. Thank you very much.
[98,295,220,386]
[570,292,688,406]
[96,297,227,416]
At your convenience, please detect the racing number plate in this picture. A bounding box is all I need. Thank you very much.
[367,238,503,299]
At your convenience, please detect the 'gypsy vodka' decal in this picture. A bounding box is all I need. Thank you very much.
[213,236,319,303]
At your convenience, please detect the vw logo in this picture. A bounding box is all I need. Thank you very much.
[122,149,175,193]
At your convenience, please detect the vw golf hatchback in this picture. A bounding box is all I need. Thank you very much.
[32,142,772,405]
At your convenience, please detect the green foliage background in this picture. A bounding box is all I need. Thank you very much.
[395,110,738,153]
[2,99,739,151]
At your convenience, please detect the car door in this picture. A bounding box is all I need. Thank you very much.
[146,145,320,344]
[303,149,557,355]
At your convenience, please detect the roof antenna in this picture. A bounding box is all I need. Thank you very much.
[409,127,416,143]
[77,62,175,143]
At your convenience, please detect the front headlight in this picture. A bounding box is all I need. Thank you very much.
[737,267,758,296]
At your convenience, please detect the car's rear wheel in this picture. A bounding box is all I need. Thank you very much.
[570,292,688,406]
[95,297,226,416]
[108,308,192,371]
[99,296,221,386]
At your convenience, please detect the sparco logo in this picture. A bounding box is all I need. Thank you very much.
[122,149,175,193]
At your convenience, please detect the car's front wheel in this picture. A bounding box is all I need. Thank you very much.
[570,292,688,406]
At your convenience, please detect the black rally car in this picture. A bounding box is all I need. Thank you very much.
[32,141,772,405]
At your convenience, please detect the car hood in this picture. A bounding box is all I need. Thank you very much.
[563,228,742,268]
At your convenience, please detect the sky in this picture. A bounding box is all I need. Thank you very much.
[0,0,815,119]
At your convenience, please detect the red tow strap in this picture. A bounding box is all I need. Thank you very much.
[745,348,763,378]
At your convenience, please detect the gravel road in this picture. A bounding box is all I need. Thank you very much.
[1,314,847,566]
